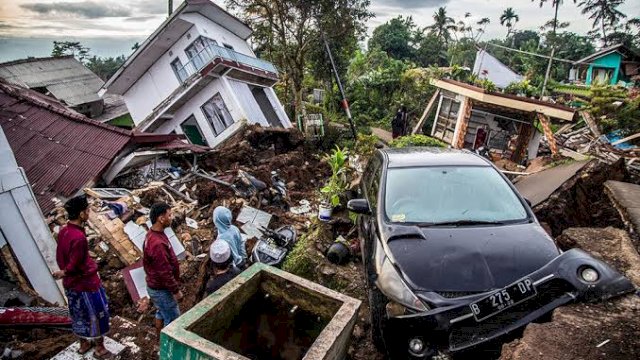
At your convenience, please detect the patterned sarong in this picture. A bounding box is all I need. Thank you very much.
[65,287,110,339]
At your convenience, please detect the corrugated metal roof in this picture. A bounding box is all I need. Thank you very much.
[0,79,132,214]
[0,56,103,106]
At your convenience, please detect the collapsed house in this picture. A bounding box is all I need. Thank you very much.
[0,79,208,305]
[0,55,131,124]
[428,78,576,163]
[100,0,292,148]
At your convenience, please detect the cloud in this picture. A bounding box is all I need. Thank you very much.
[124,16,161,23]
[132,0,170,15]
[373,0,449,9]
[0,21,16,29]
[20,1,131,19]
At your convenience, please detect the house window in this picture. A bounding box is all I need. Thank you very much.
[201,93,234,136]
[185,36,218,70]
[180,115,207,146]
[223,43,234,50]
[171,57,188,83]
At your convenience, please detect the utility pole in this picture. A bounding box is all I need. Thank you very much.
[541,0,561,98]
[321,32,357,140]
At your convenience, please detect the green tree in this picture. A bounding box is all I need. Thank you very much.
[426,7,456,45]
[51,41,91,63]
[368,16,417,61]
[225,0,372,119]
[578,0,627,46]
[415,32,448,66]
[500,8,519,38]
[86,55,126,81]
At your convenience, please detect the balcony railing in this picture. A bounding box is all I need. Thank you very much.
[174,44,278,83]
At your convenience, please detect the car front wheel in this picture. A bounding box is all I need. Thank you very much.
[368,283,387,351]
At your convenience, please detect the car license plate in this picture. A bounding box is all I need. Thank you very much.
[470,278,537,322]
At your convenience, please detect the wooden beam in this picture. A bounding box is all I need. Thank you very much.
[412,89,440,135]
[1,245,34,295]
[611,132,640,146]
[580,111,601,137]
[537,113,559,157]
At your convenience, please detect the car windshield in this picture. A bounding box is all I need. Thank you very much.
[384,166,528,225]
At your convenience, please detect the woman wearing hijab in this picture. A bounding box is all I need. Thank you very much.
[213,206,247,268]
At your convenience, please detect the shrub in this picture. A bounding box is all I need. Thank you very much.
[389,134,447,148]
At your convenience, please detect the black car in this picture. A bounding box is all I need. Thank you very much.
[348,147,634,359]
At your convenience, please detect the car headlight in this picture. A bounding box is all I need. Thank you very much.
[376,257,428,312]
[580,266,599,283]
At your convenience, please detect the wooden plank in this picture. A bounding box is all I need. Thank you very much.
[1,245,34,295]
[612,132,640,146]
[412,89,440,135]
[580,111,601,137]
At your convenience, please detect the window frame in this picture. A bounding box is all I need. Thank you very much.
[200,93,234,137]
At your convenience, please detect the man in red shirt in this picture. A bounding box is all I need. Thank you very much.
[143,203,183,338]
[53,195,110,358]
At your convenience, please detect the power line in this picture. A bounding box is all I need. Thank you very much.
[484,42,601,67]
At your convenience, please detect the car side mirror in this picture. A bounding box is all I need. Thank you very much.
[347,199,371,215]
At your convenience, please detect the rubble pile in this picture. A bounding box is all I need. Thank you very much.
[4,125,347,359]
[546,123,640,177]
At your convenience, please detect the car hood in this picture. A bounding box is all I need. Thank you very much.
[385,222,560,292]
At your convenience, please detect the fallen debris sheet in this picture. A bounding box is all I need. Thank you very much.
[514,160,590,207]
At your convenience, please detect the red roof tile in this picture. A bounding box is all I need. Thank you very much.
[0,80,132,214]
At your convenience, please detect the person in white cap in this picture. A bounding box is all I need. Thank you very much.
[205,240,241,296]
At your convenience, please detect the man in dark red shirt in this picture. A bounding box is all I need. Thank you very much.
[53,195,110,358]
[143,202,182,338]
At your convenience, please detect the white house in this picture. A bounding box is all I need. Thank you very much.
[100,0,291,148]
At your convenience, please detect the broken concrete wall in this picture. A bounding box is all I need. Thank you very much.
[0,127,65,305]
[533,159,629,237]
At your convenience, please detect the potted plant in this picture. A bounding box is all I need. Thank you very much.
[319,146,349,221]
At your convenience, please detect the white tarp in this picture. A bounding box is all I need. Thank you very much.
[473,50,523,89]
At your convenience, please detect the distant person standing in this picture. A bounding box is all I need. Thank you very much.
[53,195,111,358]
[391,108,404,139]
[205,240,240,296]
[143,203,182,337]
[213,206,247,269]
[401,105,409,136]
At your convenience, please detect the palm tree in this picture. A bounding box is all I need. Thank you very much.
[532,0,576,39]
[578,0,627,46]
[427,7,457,45]
[500,8,520,38]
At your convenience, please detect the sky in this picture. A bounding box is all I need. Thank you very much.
[0,0,638,62]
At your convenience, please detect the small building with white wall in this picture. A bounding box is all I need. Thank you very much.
[100,0,291,148]
[429,78,576,163]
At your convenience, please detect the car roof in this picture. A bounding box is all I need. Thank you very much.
[380,147,491,168]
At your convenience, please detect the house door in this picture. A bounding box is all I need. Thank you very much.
[180,116,207,146]
[251,87,282,128]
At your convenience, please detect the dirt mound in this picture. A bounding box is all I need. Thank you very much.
[556,227,640,285]
[499,295,640,360]
[500,227,640,360]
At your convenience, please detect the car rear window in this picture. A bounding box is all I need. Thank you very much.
[384,166,528,224]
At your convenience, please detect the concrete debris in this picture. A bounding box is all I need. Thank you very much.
[290,199,312,215]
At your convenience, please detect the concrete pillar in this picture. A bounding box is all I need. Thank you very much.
[452,97,472,149]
